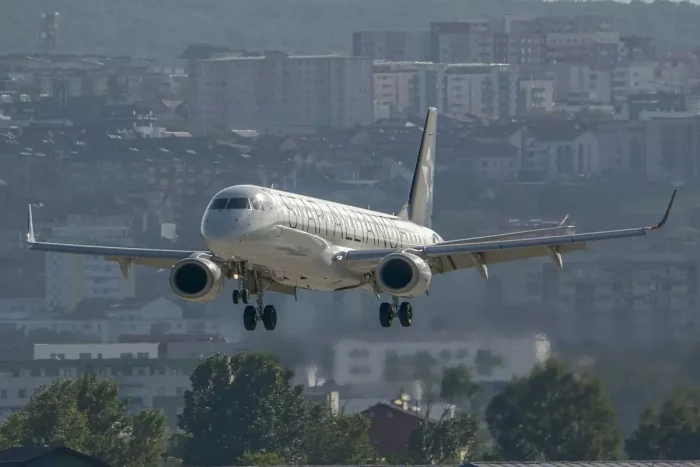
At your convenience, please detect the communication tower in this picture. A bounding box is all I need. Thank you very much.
[39,11,59,55]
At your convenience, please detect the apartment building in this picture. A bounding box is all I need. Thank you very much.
[612,61,689,106]
[190,52,374,135]
[0,343,195,426]
[519,79,555,114]
[332,334,551,386]
[445,63,519,120]
[372,61,447,119]
[545,31,620,67]
[352,31,431,62]
[430,21,494,64]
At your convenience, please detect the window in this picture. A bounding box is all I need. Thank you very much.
[207,198,229,210]
[79,353,92,360]
[137,352,149,359]
[0,390,6,399]
[226,198,251,210]
[18,389,26,399]
[120,353,134,359]
[251,198,264,210]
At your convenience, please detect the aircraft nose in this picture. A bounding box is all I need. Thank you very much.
[201,216,231,242]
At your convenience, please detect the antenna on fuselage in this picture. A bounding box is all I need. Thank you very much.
[270,183,275,189]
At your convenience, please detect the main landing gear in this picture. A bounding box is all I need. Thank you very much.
[233,271,277,331]
[379,296,413,328]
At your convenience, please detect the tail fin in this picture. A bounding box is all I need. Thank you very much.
[398,107,437,228]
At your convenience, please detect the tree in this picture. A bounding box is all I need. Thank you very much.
[440,364,481,409]
[407,410,480,464]
[626,387,700,460]
[237,451,287,465]
[485,358,621,461]
[303,404,377,464]
[178,352,308,466]
[0,374,166,466]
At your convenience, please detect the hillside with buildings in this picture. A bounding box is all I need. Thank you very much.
[4,0,700,57]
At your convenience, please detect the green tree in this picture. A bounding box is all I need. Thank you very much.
[626,387,700,460]
[440,364,481,409]
[407,410,479,464]
[0,374,166,466]
[178,352,308,466]
[303,404,377,464]
[485,358,621,461]
[237,451,287,465]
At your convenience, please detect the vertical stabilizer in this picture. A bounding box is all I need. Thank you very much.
[397,107,437,228]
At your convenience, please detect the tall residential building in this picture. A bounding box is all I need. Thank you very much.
[445,63,519,120]
[352,32,431,62]
[545,31,620,67]
[372,61,447,119]
[430,21,494,64]
[190,52,374,134]
[45,224,136,312]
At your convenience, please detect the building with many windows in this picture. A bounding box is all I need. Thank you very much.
[190,52,374,135]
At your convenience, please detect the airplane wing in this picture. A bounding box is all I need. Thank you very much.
[437,218,575,246]
[339,189,677,279]
[26,205,201,276]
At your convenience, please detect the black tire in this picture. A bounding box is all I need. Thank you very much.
[379,302,393,328]
[398,302,413,327]
[232,289,240,305]
[243,306,257,331]
[241,289,250,304]
[262,305,277,331]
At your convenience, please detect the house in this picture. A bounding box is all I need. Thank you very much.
[0,446,109,467]
[361,398,455,458]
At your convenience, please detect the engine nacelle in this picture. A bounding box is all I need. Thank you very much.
[375,252,432,298]
[169,254,225,303]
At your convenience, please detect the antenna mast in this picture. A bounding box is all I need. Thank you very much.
[39,11,59,55]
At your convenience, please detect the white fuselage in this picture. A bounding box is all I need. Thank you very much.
[200,185,443,292]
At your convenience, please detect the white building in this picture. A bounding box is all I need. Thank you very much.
[44,224,136,312]
[613,61,688,105]
[445,63,519,120]
[332,333,551,386]
[372,61,447,120]
[33,343,159,360]
[190,52,374,135]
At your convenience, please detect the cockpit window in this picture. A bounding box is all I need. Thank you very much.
[207,197,252,210]
[208,198,229,210]
[227,198,251,210]
[251,198,265,211]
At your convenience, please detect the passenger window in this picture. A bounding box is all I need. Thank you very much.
[227,198,251,210]
[208,198,229,210]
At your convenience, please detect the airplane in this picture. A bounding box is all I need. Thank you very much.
[26,108,677,332]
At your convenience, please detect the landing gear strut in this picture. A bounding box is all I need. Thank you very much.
[379,296,413,328]
[241,273,277,331]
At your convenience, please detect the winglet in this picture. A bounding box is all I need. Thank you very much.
[27,204,36,244]
[559,215,570,227]
[648,189,677,231]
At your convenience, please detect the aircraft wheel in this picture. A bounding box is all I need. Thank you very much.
[379,303,393,328]
[241,289,250,304]
[232,289,241,305]
[262,305,277,331]
[243,306,257,331]
[398,302,413,328]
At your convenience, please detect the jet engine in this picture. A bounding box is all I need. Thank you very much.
[375,252,432,298]
[169,254,225,302]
